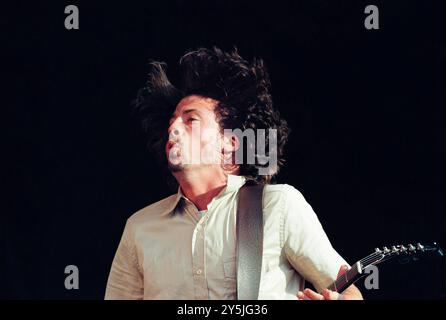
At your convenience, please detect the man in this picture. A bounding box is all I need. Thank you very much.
[105,47,362,300]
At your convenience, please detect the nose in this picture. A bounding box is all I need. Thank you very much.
[168,118,183,141]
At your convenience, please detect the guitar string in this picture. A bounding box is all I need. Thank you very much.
[359,252,385,265]
[360,246,429,266]
[329,252,386,291]
[359,250,405,266]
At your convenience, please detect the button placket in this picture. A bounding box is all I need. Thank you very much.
[192,213,208,299]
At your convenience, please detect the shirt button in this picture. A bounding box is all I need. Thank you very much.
[196,269,202,275]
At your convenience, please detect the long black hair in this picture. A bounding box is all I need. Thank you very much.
[134,47,290,186]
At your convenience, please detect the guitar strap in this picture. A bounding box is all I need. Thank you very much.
[236,183,264,300]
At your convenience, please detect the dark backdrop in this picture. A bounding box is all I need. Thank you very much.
[3,0,446,299]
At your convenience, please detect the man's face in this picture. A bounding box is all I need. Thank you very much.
[166,95,223,172]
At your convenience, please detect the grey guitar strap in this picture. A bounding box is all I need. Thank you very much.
[236,183,264,300]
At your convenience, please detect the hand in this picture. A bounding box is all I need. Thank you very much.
[297,288,343,300]
[297,265,350,300]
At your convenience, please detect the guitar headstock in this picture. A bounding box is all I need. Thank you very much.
[328,242,443,293]
[360,242,443,270]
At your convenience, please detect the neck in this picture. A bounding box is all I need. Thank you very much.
[174,168,229,210]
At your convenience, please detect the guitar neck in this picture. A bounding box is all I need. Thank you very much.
[325,242,442,293]
[326,262,363,293]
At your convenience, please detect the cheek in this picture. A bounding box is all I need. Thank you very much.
[199,132,222,161]
[199,128,220,145]
[200,130,221,149]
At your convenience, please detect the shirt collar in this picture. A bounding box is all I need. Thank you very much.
[172,174,246,211]
[223,174,247,194]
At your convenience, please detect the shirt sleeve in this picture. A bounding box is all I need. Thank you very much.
[105,220,144,300]
[282,185,349,293]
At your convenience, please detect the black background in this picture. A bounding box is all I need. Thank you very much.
[3,0,446,299]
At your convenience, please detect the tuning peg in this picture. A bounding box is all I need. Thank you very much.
[408,244,416,251]
[400,245,407,252]
[375,248,381,253]
[391,246,397,251]
[383,246,390,253]
[416,243,424,251]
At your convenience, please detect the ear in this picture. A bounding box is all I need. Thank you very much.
[221,132,240,154]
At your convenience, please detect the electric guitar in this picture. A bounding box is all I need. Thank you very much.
[327,242,444,293]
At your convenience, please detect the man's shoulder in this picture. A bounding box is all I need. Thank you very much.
[263,183,306,200]
[127,193,179,225]
[262,183,311,215]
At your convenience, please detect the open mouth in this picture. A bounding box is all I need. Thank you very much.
[166,140,182,160]
[166,140,177,151]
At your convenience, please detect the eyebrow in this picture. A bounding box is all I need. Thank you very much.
[183,109,198,115]
[169,109,201,124]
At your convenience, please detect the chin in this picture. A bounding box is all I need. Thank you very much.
[168,157,194,172]
[167,161,184,172]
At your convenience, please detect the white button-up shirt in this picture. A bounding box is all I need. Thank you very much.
[105,174,347,300]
